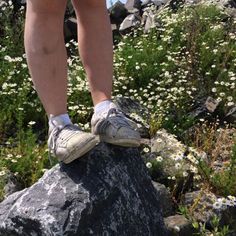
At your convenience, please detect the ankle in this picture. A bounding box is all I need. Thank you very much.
[94,100,114,114]
[49,113,72,131]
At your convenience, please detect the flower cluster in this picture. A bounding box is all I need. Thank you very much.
[213,195,236,210]
[145,129,208,184]
[113,3,236,133]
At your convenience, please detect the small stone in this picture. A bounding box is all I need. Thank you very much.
[125,0,142,13]
[3,172,22,198]
[164,214,195,236]
[119,13,142,34]
[225,106,236,124]
[142,10,161,33]
[204,96,220,113]
[64,17,77,42]
[109,1,128,25]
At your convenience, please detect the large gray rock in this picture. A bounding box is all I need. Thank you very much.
[183,191,236,230]
[0,143,168,236]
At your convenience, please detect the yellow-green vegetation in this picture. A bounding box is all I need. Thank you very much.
[189,124,236,196]
[179,205,232,236]
[0,1,236,235]
[114,4,236,134]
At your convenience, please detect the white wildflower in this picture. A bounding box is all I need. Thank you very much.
[156,156,163,162]
[146,162,152,169]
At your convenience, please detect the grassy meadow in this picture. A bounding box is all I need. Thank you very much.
[0,1,236,234]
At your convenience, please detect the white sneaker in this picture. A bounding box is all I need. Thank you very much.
[91,103,141,147]
[48,122,99,164]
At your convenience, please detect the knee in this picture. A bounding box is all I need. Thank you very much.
[72,0,106,12]
[25,15,63,55]
[26,0,67,16]
[25,2,65,36]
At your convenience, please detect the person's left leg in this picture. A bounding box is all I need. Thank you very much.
[72,0,113,105]
[72,0,141,147]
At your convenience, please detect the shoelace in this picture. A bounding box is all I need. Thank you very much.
[48,124,81,164]
[97,108,132,133]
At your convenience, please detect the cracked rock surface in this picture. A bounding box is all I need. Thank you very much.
[0,143,167,236]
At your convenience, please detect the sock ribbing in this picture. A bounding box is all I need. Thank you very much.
[49,113,71,130]
[94,100,113,114]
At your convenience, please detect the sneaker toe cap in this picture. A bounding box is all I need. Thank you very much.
[115,127,141,140]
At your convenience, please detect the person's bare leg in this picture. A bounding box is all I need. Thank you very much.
[24,0,67,116]
[72,0,113,105]
[71,0,141,147]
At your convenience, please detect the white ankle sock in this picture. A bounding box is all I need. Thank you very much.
[94,100,113,114]
[49,113,72,130]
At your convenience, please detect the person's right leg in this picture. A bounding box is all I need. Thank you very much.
[24,0,99,163]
